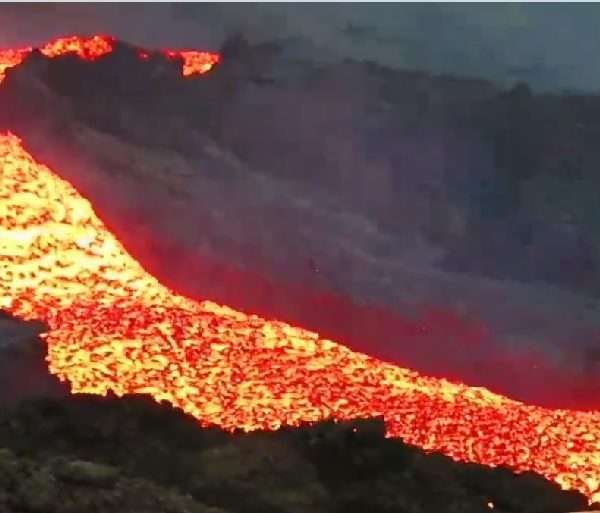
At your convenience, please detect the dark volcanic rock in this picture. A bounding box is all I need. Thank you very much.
[0,314,68,406]
[0,446,220,513]
[0,394,591,513]
[54,460,120,488]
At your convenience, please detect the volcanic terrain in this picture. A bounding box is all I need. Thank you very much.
[0,35,599,507]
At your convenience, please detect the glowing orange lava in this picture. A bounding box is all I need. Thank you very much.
[0,36,598,505]
[40,34,115,60]
[0,48,30,85]
[164,49,221,76]
[0,34,219,84]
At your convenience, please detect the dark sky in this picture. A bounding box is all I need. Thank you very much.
[1,3,599,93]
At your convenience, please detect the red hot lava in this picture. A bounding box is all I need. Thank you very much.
[0,34,219,83]
[0,35,598,504]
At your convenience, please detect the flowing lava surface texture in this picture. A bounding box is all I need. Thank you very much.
[0,35,599,504]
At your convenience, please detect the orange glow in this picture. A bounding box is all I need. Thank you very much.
[164,49,220,76]
[1,133,599,504]
[40,34,115,60]
[0,34,219,84]
[0,47,30,84]
[0,35,598,505]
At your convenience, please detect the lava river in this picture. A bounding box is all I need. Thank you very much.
[0,36,599,504]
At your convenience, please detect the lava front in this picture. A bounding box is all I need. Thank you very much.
[0,36,598,505]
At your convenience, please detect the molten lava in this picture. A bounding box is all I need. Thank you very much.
[164,49,221,76]
[39,34,115,61]
[0,35,598,504]
[0,34,219,84]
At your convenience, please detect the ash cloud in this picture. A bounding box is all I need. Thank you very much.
[1,7,600,410]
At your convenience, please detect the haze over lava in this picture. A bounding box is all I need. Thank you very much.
[0,35,599,505]
[3,30,600,413]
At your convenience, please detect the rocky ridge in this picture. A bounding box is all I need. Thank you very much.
[0,391,593,513]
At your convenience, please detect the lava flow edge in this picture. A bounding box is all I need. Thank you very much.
[0,35,598,505]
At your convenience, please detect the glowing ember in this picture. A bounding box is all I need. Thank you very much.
[0,34,219,84]
[0,36,598,505]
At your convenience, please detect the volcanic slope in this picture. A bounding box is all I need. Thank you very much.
[0,36,599,504]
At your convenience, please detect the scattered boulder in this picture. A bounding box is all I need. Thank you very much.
[15,467,58,513]
[0,446,220,513]
[54,460,120,488]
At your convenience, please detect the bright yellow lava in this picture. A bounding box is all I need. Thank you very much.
[0,36,598,505]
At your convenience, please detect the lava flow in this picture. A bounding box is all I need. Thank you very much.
[0,36,599,504]
[0,34,219,84]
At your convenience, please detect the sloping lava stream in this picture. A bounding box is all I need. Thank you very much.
[0,36,599,504]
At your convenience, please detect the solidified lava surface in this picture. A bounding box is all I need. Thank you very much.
[0,35,599,504]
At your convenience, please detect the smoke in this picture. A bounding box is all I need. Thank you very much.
[2,3,600,92]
